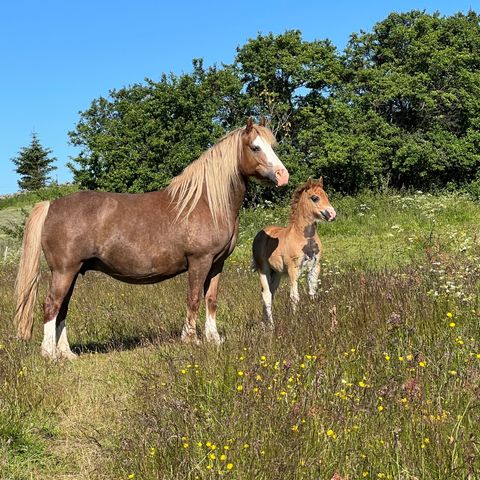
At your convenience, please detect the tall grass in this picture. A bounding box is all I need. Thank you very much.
[0,192,479,479]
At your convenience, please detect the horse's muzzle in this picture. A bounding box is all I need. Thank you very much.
[275,168,289,187]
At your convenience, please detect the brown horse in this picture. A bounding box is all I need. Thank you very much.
[14,119,289,359]
[252,177,335,329]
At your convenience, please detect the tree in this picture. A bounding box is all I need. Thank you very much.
[68,11,480,197]
[342,10,480,189]
[68,60,248,192]
[12,133,57,191]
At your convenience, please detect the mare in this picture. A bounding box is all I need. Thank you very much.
[252,177,335,329]
[14,119,289,359]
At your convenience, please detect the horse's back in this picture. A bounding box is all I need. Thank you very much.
[41,190,181,272]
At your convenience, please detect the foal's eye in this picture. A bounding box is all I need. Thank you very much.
[251,145,261,152]
[310,195,319,203]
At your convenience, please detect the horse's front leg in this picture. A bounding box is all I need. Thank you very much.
[182,257,212,345]
[203,260,225,345]
[307,260,320,300]
[287,266,300,313]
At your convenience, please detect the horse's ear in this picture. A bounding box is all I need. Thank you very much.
[260,116,267,127]
[318,176,324,187]
[245,117,253,133]
[306,176,313,187]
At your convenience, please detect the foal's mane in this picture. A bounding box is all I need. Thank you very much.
[289,179,321,223]
[167,125,275,227]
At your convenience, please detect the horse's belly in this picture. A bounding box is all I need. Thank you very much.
[89,247,188,283]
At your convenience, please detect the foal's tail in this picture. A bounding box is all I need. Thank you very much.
[14,201,50,340]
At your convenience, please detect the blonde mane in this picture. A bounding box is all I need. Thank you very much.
[167,125,275,227]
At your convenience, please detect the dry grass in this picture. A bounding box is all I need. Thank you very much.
[0,192,479,479]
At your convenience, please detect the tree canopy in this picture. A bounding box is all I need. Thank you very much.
[12,133,57,191]
[68,10,480,198]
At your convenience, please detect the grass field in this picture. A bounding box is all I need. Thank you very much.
[0,191,479,479]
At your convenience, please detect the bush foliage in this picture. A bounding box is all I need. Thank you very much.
[68,10,480,199]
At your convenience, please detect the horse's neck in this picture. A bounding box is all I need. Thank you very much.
[229,177,247,217]
[289,209,316,237]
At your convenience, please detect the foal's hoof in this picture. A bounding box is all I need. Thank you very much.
[58,349,79,361]
[205,332,225,345]
[41,348,57,361]
[181,333,201,346]
[261,321,275,332]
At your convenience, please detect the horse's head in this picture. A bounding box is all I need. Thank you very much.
[239,118,289,187]
[296,177,336,223]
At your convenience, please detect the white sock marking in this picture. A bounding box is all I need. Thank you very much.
[41,317,57,359]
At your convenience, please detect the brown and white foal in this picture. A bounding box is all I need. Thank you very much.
[252,178,336,329]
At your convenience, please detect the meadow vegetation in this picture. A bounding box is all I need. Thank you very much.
[0,191,479,479]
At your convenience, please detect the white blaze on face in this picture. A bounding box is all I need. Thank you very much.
[252,135,289,186]
[252,136,285,172]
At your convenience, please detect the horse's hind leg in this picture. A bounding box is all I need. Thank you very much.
[42,269,79,360]
[204,261,224,344]
[258,270,277,330]
[55,273,79,359]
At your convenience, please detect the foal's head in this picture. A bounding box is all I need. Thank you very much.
[239,118,289,187]
[291,177,336,224]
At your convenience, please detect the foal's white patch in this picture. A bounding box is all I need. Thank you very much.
[253,136,285,171]
[41,317,57,359]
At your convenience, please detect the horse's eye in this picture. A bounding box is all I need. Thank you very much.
[310,195,319,203]
[251,145,261,152]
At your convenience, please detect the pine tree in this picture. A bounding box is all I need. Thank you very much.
[12,133,57,191]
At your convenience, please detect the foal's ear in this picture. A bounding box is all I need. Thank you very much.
[317,176,324,187]
[306,176,313,187]
[259,116,268,127]
[245,117,254,133]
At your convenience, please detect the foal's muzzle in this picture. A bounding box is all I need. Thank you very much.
[321,207,337,221]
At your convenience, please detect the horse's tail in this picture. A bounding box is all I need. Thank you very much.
[14,201,50,340]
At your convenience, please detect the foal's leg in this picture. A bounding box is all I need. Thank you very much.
[204,261,224,344]
[287,266,300,313]
[307,261,320,300]
[182,257,212,345]
[42,269,79,360]
[258,270,276,329]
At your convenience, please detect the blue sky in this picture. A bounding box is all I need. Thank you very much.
[0,0,478,194]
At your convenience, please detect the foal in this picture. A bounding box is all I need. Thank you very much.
[252,178,336,328]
